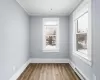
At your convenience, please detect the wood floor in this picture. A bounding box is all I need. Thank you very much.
[17,63,80,80]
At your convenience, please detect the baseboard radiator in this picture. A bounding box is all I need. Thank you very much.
[74,67,86,80]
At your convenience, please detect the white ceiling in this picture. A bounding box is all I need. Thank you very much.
[16,0,82,16]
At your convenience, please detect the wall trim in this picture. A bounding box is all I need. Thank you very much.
[9,59,30,80]
[30,58,69,63]
[69,60,89,80]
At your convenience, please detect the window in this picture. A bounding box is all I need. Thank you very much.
[76,12,88,55]
[73,2,92,64]
[43,18,59,52]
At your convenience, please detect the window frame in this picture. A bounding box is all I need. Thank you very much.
[73,1,92,65]
[75,11,88,55]
[43,18,59,52]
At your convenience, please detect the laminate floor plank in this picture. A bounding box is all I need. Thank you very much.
[17,63,80,80]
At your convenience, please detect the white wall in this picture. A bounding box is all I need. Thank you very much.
[0,0,30,80]
[30,16,69,59]
[92,0,100,80]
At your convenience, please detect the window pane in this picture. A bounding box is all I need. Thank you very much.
[77,12,88,33]
[43,18,59,51]
[45,26,56,35]
[46,36,56,48]
[76,33,87,54]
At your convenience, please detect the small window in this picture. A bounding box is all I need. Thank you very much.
[43,18,59,52]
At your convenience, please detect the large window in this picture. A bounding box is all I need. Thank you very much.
[43,18,59,52]
[73,1,92,64]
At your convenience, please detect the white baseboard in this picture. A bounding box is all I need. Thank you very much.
[30,58,69,63]
[9,59,30,80]
[69,60,89,80]
[9,58,89,80]
[9,58,69,80]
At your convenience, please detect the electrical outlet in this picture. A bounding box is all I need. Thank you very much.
[12,66,16,72]
[93,74,96,80]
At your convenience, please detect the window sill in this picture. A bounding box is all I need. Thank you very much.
[43,49,59,52]
[73,51,92,66]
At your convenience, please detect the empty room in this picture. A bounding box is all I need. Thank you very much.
[0,0,100,80]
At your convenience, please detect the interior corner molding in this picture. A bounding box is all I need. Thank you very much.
[29,58,70,63]
[16,0,30,15]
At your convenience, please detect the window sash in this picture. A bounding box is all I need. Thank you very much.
[76,33,88,54]
[43,18,59,51]
[74,11,88,54]
[77,12,88,33]
[75,22,88,55]
[44,27,58,49]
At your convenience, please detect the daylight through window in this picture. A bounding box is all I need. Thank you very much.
[43,18,59,52]
[76,12,88,54]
